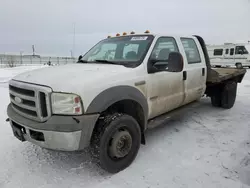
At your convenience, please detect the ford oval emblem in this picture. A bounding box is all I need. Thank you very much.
[14,96,22,104]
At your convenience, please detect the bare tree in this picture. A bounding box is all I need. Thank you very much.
[7,56,16,68]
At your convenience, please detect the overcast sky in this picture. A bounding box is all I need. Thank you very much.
[0,0,250,56]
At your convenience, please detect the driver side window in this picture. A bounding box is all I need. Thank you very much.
[149,37,179,69]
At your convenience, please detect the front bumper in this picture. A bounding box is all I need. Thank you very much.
[7,104,99,151]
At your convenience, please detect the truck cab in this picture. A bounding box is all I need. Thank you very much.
[78,33,207,118]
[6,31,246,173]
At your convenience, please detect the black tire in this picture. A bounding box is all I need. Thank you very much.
[221,81,237,109]
[91,113,141,173]
[236,63,242,69]
[211,94,222,107]
[215,65,221,68]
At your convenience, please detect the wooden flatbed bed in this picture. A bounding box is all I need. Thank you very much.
[206,67,247,84]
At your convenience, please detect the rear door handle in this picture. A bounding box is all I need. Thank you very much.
[183,71,187,80]
[202,68,205,76]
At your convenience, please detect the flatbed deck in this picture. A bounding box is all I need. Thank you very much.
[206,67,247,84]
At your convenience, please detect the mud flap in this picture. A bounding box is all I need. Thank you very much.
[221,82,237,109]
[11,123,26,142]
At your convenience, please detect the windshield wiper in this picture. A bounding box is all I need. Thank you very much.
[77,59,89,63]
[93,59,122,65]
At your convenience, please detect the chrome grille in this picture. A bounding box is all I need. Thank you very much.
[9,80,52,122]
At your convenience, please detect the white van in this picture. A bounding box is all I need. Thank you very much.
[207,43,250,68]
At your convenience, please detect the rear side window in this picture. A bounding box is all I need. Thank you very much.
[213,49,223,56]
[230,48,234,55]
[181,38,201,64]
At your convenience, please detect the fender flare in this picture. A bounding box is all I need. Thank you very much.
[85,86,148,128]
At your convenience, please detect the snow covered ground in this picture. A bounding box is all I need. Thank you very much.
[0,65,47,83]
[0,66,250,188]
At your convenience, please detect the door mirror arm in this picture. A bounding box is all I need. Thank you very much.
[147,52,183,73]
[147,59,168,74]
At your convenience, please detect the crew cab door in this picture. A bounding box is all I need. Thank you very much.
[146,36,185,119]
[180,37,207,104]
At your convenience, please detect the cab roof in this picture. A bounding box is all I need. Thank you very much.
[107,32,197,40]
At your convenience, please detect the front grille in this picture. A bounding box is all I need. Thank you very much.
[9,80,52,122]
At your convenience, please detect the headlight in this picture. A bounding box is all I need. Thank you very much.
[51,93,83,115]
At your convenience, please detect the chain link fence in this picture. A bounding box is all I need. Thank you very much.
[0,54,77,68]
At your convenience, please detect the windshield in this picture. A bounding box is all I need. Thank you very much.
[235,45,249,55]
[81,35,154,67]
[245,45,250,54]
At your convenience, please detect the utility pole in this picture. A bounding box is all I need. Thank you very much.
[20,51,23,64]
[32,45,35,56]
[72,23,76,58]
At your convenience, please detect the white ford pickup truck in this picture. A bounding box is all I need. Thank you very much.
[6,31,246,173]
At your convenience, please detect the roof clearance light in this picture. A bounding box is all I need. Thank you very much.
[144,30,150,33]
[116,33,120,36]
[130,31,135,34]
[123,32,127,35]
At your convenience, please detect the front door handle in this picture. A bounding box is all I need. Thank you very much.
[183,71,187,80]
[202,68,205,76]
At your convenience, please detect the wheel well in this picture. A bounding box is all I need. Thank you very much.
[206,79,239,97]
[235,62,243,68]
[105,100,145,131]
[92,99,146,144]
[205,83,223,97]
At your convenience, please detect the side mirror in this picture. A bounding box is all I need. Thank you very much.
[167,52,183,72]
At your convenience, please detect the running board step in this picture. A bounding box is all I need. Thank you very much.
[147,101,201,129]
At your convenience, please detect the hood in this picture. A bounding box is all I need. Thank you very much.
[12,63,133,92]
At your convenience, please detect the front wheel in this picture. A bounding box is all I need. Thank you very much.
[236,63,242,69]
[91,113,141,173]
